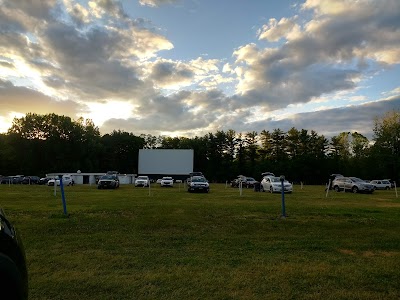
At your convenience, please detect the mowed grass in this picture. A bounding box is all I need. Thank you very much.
[1,183,400,300]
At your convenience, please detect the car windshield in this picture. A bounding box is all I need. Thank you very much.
[247,177,255,181]
[101,175,114,180]
[350,177,364,182]
[192,177,206,182]
[271,177,281,182]
[162,177,172,180]
[137,176,148,180]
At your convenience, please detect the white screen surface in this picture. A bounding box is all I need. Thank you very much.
[138,149,194,175]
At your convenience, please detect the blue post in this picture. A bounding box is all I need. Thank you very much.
[280,175,286,218]
[59,175,68,216]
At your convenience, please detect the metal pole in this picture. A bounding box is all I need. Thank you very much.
[280,176,286,218]
[59,176,68,216]
[148,181,151,196]
[54,178,57,196]
[326,179,331,198]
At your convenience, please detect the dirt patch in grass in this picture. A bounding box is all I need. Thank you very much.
[362,251,399,257]
[375,201,400,208]
[338,249,356,255]
[339,249,399,257]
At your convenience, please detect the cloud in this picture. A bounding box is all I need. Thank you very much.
[139,0,180,8]
[231,0,400,113]
[245,96,400,139]
[1,0,173,102]
[0,79,85,117]
[258,17,300,42]
[0,0,399,139]
[143,57,225,90]
[100,89,233,136]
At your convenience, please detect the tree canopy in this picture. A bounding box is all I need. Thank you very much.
[1,111,398,184]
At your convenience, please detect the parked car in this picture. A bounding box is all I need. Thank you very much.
[231,176,258,188]
[0,176,12,184]
[38,177,52,185]
[106,171,119,175]
[327,174,344,190]
[260,175,293,193]
[370,180,391,190]
[22,176,40,185]
[160,177,174,187]
[186,172,204,184]
[135,176,150,187]
[332,176,374,194]
[231,175,245,187]
[47,175,74,186]
[97,174,119,189]
[261,172,275,177]
[0,208,28,299]
[11,176,25,184]
[245,177,258,187]
[384,179,396,189]
[156,178,163,184]
[230,175,249,188]
[187,176,209,193]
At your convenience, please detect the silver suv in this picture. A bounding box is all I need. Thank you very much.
[332,177,374,194]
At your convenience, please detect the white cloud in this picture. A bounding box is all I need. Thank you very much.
[258,17,300,42]
[0,0,399,139]
[139,0,180,8]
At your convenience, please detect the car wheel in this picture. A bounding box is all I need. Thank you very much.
[260,185,264,192]
[269,187,273,193]
[385,186,390,190]
[352,186,358,193]
[334,186,340,192]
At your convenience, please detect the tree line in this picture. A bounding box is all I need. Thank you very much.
[0,111,399,184]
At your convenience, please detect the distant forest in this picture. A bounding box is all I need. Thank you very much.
[0,111,399,184]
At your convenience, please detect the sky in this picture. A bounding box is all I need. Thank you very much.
[0,0,399,139]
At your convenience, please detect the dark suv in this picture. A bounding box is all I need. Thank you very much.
[97,174,120,189]
[0,208,28,299]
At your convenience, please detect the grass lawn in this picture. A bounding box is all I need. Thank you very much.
[1,183,399,299]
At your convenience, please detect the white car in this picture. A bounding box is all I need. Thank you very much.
[260,175,292,193]
[160,177,174,187]
[135,176,150,187]
[370,180,391,190]
[47,175,74,186]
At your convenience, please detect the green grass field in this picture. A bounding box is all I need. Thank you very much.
[1,183,399,299]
